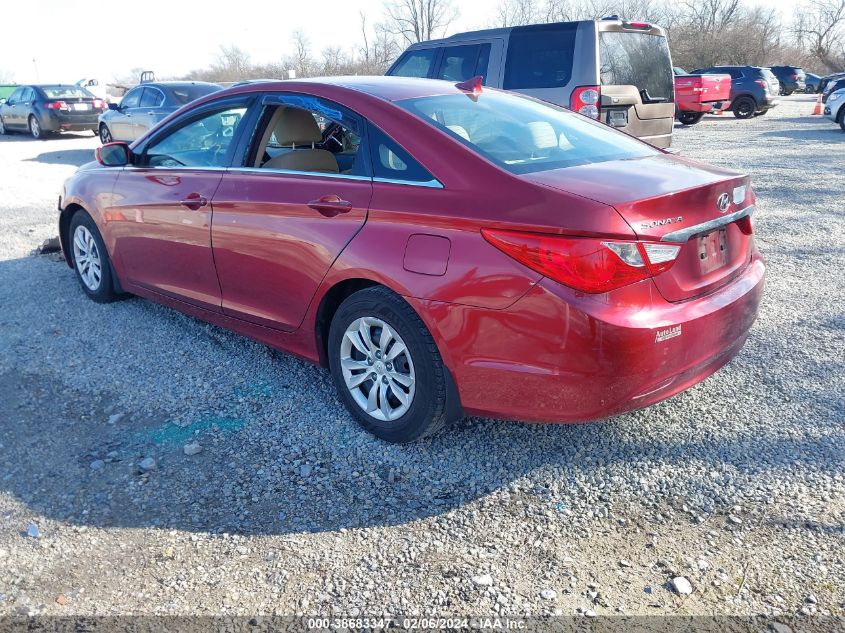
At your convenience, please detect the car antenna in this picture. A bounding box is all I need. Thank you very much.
[455,76,484,98]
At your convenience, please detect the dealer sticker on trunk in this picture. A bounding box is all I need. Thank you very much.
[655,325,682,343]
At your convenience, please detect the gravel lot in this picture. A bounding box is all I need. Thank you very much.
[0,95,843,620]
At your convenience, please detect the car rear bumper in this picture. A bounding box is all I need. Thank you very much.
[416,251,765,423]
[41,110,101,132]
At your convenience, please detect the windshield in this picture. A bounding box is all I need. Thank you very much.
[41,86,94,99]
[599,32,674,101]
[170,84,219,105]
[397,91,658,175]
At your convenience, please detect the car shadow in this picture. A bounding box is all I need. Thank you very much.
[759,127,843,142]
[0,254,842,537]
[24,147,96,166]
[0,131,95,144]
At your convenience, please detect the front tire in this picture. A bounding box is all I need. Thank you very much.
[733,97,757,119]
[69,211,119,303]
[328,286,452,443]
[677,111,704,125]
[99,124,112,144]
[0,117,6,135]
[838,108,845,132]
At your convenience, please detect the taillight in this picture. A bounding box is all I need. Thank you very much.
[570,86,601,119]
[482,230,681,294]
[791,73,798,80]
[93,99,106,109]
[44,101,68,110]
[754,80,767,89]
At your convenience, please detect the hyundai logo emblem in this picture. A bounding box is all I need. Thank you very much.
[716,193,730,213]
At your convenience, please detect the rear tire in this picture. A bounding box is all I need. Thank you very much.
[99,124,112,144]
[732,97,756,119]
[783,88,794,96]
[327,286,453,443]
[29,115,45,139]
[0,117,6,135]
[838,108,845,132]
[68,211,120,303]
[677,111,704,125]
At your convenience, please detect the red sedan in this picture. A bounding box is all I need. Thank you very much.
[58,76,765,443]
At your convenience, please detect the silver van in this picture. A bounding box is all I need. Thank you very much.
[386,18,676,147]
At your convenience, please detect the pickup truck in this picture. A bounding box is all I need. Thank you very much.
[673,68,731,125]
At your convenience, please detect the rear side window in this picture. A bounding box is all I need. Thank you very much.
[368,124,435,184]
[437,44,492,83]
[599,32,674,100]
[390,49,437,78]
[504,23,577,90]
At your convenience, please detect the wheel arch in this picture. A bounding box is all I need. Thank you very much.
[60,203,124,294]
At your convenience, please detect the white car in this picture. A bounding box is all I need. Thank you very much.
[825,87,845,131]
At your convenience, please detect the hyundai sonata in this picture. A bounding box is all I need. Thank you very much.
[58,76,765,442]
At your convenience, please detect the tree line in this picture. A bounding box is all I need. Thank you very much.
[170,0,844,84]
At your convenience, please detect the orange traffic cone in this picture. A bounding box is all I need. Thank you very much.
[811,94,823,115]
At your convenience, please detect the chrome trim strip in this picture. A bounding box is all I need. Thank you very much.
[373,177,444,189]
[660,205,754,242]
[226,167,373,182]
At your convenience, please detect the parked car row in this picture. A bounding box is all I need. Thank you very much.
[0,79,221,141]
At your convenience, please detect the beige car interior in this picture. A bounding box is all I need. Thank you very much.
[255,106,339,173]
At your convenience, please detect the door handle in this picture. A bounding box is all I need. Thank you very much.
[307,195,352,217]
[180,192,208,210]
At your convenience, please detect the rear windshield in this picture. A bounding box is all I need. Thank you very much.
[169,84,219,105]
[760,69,777,82]
[40,86,94,99]
[397,91,657,175]
[503,23,578,90]
[599,32,674,101]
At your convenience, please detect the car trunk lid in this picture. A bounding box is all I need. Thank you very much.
[523,154,755,302]
[675,73,731,104]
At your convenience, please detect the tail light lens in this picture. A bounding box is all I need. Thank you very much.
[570,86,601,120]
[93,99,106,109]
[791,73,798,80]
[754,79,768,90]
[44,101,68,110]
[482,230,681,294]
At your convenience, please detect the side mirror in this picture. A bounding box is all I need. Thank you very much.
[96,142,131,167]
[108,102,121,111]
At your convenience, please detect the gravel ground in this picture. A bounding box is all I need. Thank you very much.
[0,95,843,620]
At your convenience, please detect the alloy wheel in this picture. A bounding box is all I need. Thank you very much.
[72,225,103,291]
[100,125,112,144]
[0,117,5,134]
[339,316,415,422]
[29,116,40,139]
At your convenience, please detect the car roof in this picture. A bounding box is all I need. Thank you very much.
[216,75,490,103]
[142,81,220,89]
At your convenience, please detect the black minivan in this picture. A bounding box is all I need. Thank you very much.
[386,18,676,147]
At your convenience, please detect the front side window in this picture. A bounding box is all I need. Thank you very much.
[140,88,164,108]
[6,88,23,104]
[398,91,657,175]
[599,32,674,101]
[504,23,577,90]
[247,94,365,176]
[144,106,247,168]
[121,88,142,109]
[390,49,437,78]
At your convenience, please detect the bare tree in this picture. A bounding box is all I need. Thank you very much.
[360,12,401,73]
[793,0,845,71]
[384,0,458,43]
[496,0,541,26]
